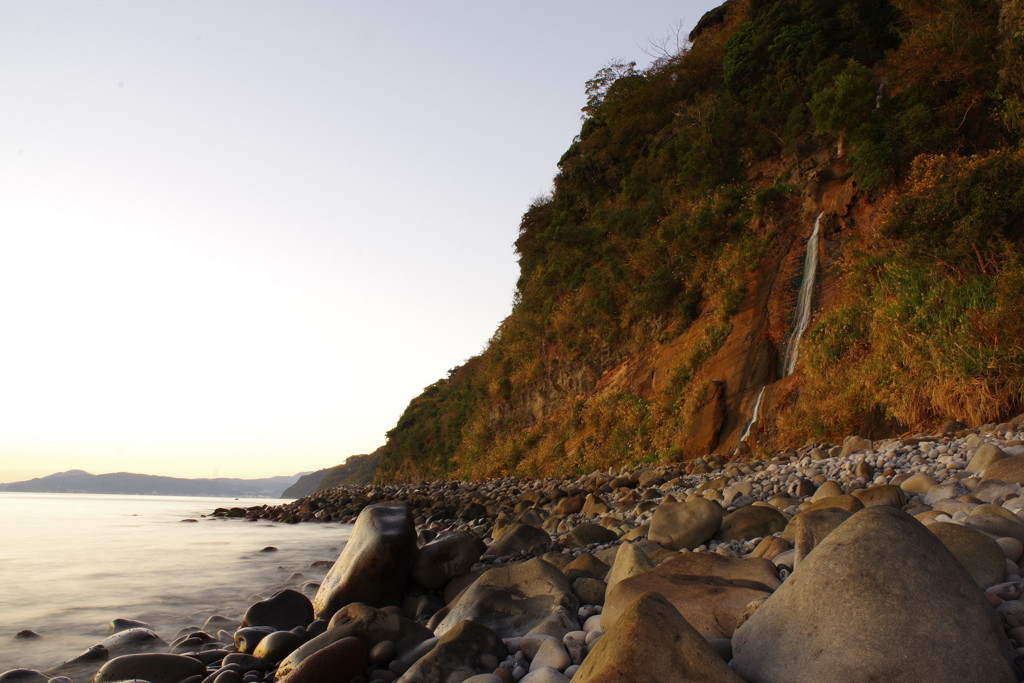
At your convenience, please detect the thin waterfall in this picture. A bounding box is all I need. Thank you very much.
[737,386,767,445]
[781,211,823,376]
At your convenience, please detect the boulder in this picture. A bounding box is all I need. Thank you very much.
[964,511,1024,544]
[804,494,864,513]
[252,629,304,662]
[434,558,579,639]
[605,542,654,595]
[285,636,366,683]
[928,522,1006,589]
[93,654,206,683]
[313,503,417,620]
[648,498,723,551]
[782,507,851,566]
[413,531,486,590]
[852,485,906,509]
[485,523,555,558]
[277,603,432,680]
[983,454,1024,484]
[715,505,787,542]
[561,523,618,548]
[244,589,314,631]
[810,480,843,501]
[900,473,938,495]
[563,553,610,582]
[573,592,743,683]
[968,444,1008,473]
[398,620,506,683]
[750,535,791,561]
[603,553,779,639]
[731,507,1017,682]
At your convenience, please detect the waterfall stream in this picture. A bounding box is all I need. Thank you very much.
[733,211,823,453]
[781,211,823,376]
[737,386,767,445]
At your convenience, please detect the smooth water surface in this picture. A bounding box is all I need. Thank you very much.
[0,493,350,672]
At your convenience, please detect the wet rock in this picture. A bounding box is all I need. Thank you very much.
[413,531,486,590]
[573,592,743,683]
[0,671,48,683]
[277,603,432,679]
[434,558,579,639]
[252,630,304,663]
[313,503,417,620]
[110,618,153,633]
[244,589,314,632]
[732,507,1017,682]
[93,654,207,683]
[648,498,723,551]
[233,627,275,655]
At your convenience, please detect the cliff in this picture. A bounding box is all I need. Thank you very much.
[369,0,1024,481]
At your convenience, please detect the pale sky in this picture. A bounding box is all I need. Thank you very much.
[0,1,719,483]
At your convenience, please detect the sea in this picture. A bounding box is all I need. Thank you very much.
[0,492,352,673]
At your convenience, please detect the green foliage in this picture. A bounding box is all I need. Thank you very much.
[809,60,876,135]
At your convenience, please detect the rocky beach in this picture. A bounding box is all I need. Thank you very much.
[8,414,1024,682]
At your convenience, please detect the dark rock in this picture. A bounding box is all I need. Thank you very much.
[313,503,418,620]
[284,636,366,683]
[715,505,787,542]
[561,523,618,548]
[93,654,207,683]
[244,589,314,631]
[233,627,275,655]
[484,523,555,558]
[413,531,486,590]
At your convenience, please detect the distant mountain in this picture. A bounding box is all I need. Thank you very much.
[0,470,308,498]
[281,468,332,499]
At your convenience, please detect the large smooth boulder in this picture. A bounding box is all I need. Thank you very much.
[648,498,723,550]
[244,589,314,631]
[93,654,206,683]
[313,503,417,620]
[732,507,1017,682]
[277,603,432,680]
[434,558,579,639]
[603,552,779,639]
[398,620,506,683]
[413,531,486,590]
[573,592,743,683]
[928,522,1006,589]
[715,505,787,542]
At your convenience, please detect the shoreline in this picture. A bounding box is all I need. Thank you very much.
[8,415,1024,682]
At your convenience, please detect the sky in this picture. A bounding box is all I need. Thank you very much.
[0,0,720,483]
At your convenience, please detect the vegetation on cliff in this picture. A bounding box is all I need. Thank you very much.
[373,0,1024,481]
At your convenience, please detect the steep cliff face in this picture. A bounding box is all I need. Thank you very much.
[372,0,1024,482]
